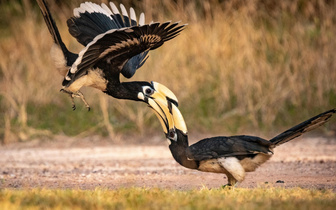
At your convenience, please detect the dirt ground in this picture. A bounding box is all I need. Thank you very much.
[1,135,336,191]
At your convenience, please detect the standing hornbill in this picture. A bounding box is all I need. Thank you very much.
[36,0,185,110]
[149,96,336,186]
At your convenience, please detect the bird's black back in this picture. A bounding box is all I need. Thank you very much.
[186,135,273,161]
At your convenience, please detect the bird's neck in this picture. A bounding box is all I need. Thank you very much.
[105,81,140,101]
[169,129,198,169]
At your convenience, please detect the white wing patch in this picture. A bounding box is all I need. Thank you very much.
[120,4,129,18]
[83,2,96,13]
[73,1,144,27]
[73,2,147,30]
[139,13,145,25]
[130,8,137,23]
[101,3,113,16]
[109,2,120,14]
[73,2,112,20]
[73,3,85,17]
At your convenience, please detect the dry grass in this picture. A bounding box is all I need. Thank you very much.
[0,0,335,142]
[0,187,335,210]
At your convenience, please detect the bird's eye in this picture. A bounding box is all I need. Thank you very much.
[143,86,154,96]
[169,130,175,138]
[168,129,177,141]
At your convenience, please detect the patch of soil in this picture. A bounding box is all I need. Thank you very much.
[1,136,335,190]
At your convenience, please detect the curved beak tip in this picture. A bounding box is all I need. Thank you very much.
[151,81,178,106]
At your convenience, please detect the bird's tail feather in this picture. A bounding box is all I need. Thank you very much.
[36,0,68,56]
[270,109,335,146]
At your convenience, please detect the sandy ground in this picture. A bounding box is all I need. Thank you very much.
[1,136,336,190]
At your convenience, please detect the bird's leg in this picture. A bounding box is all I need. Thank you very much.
[60,88,77,110]
[221,174,237,189]
[70,95,76,110]
[228,175,238,187]
[60,89,90,111]
[73,91,91,111]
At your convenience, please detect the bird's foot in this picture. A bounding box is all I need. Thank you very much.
[221,184,233,189]
[73,91,91,111]
[60,89,91,111]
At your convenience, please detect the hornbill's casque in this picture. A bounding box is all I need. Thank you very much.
[149,96,336,186]
[36,0,185,110]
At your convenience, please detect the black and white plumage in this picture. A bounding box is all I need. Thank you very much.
[67,1,149,79]
[36,0,185,110]
[150,98,335,186]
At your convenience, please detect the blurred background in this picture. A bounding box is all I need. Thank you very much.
[0,0,335,144]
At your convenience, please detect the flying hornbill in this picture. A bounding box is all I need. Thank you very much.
[149,97,336,186]
[36,0,185,110]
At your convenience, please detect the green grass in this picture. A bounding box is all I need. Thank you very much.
[0,187,335,210]
[25,102,103,136]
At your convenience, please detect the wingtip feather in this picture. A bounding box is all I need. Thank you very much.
[139,13,145,25]
[130,7,137,22]
[109,2,120,14]
[120,4,129,18]
[101,3,113,15]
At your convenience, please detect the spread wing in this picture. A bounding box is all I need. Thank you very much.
[63,22,185,87]
[186,135,274,161]
[66,2,149,79]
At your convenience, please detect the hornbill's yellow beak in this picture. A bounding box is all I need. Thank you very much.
[146,81,176,136]
[147,82,188,139]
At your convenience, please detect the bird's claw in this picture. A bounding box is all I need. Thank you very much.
[60,89,91,111]
[74,91,91,111]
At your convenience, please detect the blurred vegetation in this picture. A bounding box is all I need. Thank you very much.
[1,187,336,209]
[0,0,336,143]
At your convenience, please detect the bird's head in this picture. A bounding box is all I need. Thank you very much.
[148,86,197,169]
[136,81,178,106]
[143,83,188,144]
[131,81,177,135]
